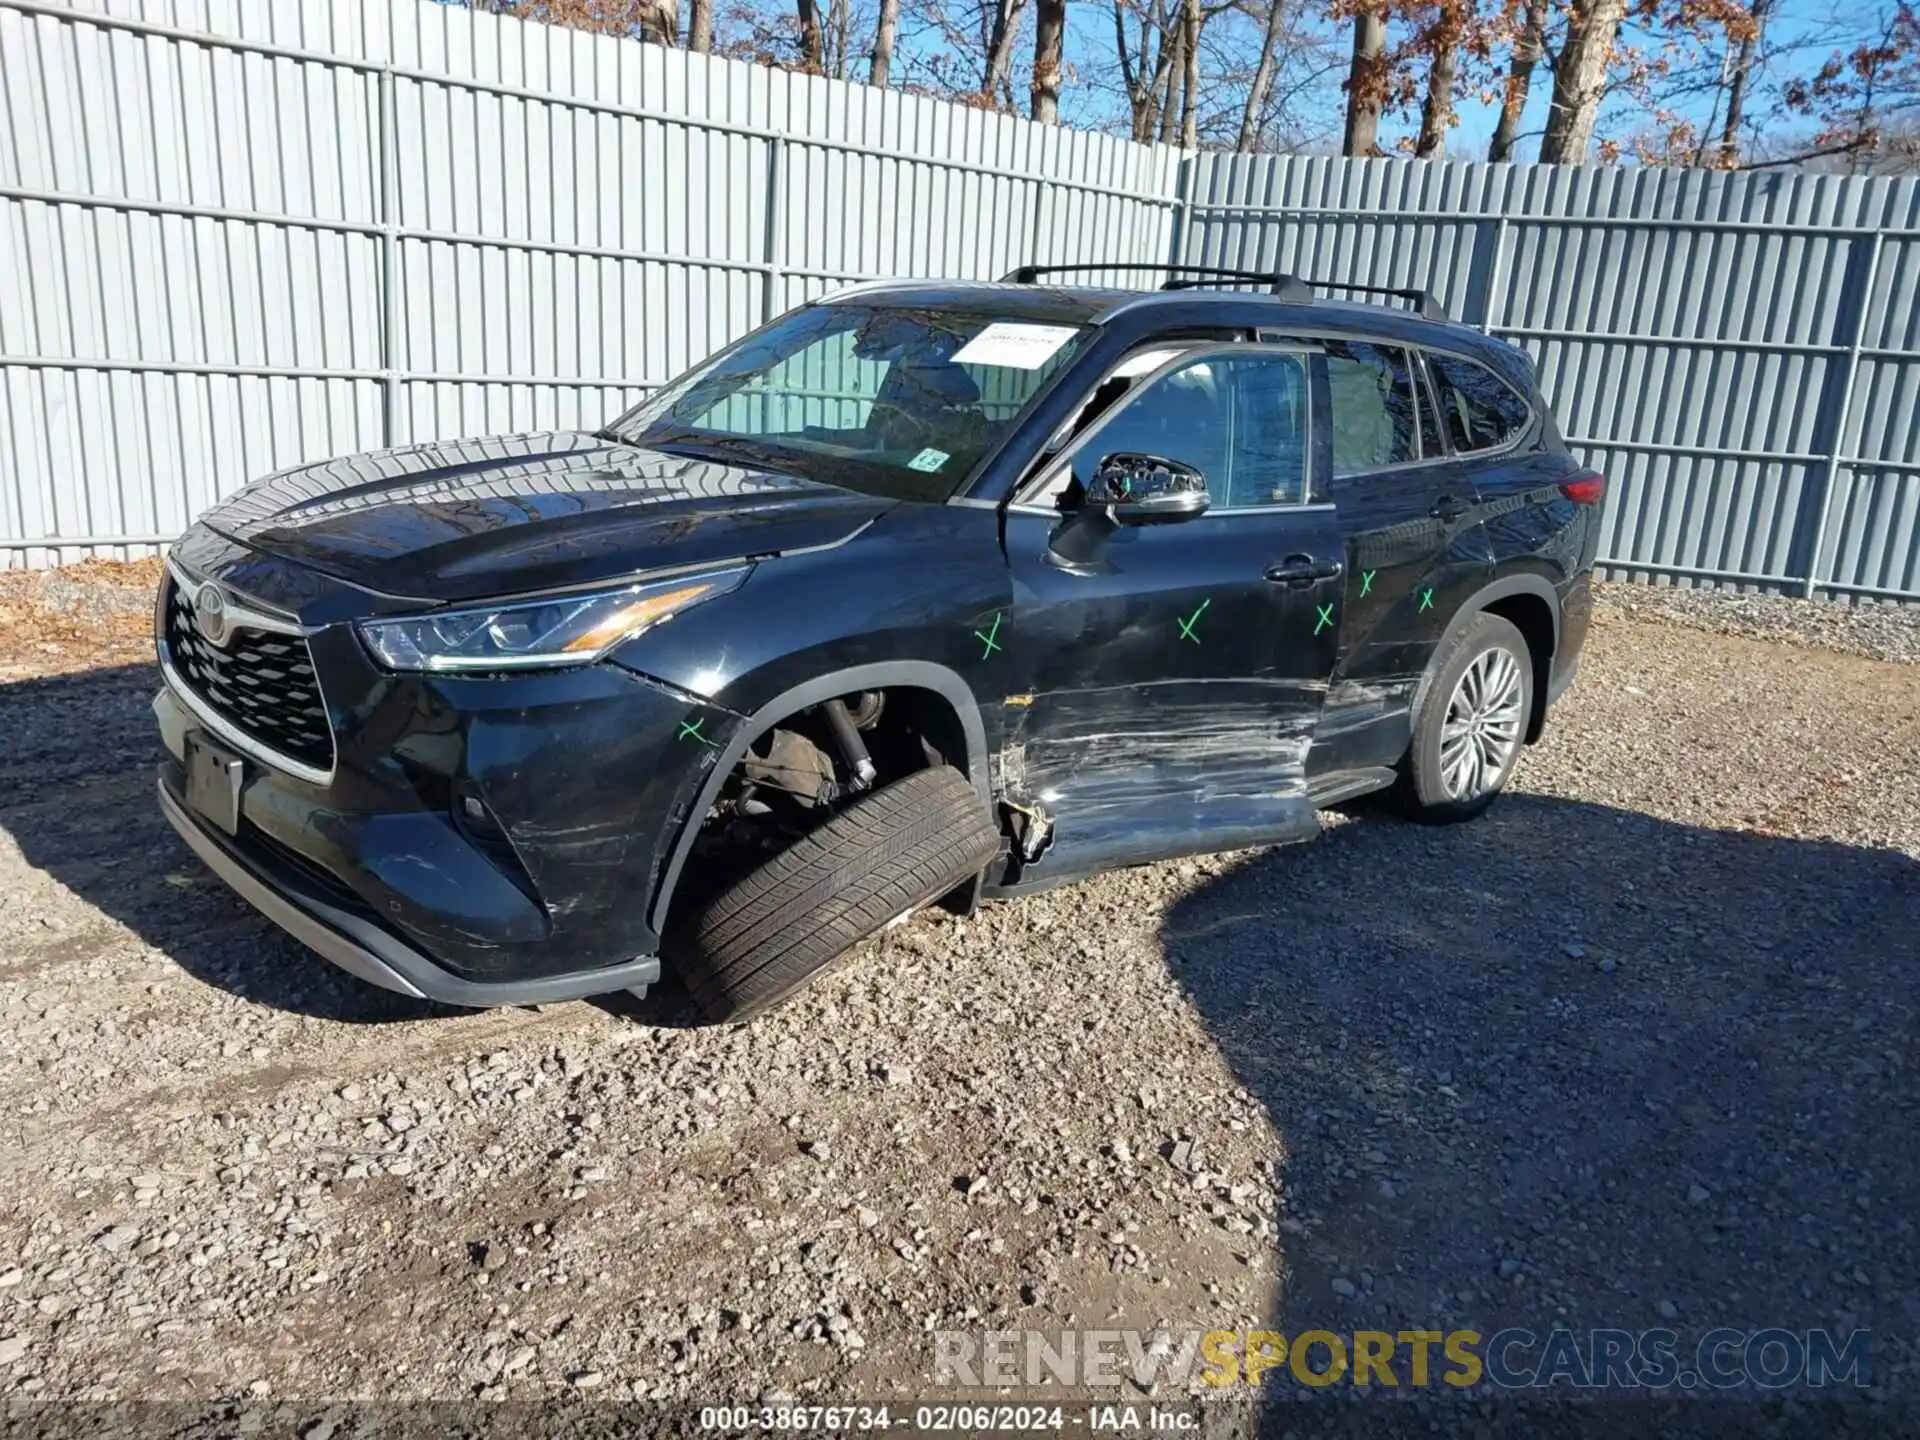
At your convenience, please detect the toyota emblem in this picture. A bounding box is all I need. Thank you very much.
[192,581,232,647]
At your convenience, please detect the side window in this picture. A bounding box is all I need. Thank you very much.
[1065,351,1309,509]
[1428,352,1533,452]
[1323,341,1422,476]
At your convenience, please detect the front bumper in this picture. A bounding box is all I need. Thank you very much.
[157,775,660,1006]
[153,645,738,1004]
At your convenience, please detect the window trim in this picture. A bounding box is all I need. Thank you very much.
[1413,349,1449,460]
[1422,347,1538,460]
[1007,340,1324,517]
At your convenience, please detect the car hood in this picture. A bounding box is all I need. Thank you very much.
[199,431,893,604]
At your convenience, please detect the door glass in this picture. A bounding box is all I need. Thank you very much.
[1067,352,1310,509]
[1323,340,1422,476]
[1428,352,1533,452]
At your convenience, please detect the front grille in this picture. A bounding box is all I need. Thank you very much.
[163,578,334,773]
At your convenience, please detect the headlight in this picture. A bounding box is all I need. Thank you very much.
[357,565,750,673]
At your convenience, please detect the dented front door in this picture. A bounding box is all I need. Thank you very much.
[991,344,1344,881]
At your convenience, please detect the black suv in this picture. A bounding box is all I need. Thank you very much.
[154,265,1601,1020]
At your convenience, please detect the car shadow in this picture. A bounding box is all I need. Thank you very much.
[1159,789,1918,1420]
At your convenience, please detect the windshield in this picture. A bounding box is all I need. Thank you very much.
[602,304,1089,502]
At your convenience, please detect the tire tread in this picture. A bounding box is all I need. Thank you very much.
[680,766,1000,1020]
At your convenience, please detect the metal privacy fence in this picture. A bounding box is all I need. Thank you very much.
[2,0,1917,600]
[0,0,1177,566]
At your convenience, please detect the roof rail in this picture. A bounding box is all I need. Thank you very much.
[1301,280,1448,321]
[1000,263,1449,320]
[1000,262,1314,301]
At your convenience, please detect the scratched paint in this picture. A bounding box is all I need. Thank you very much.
[1315,676,1419,739]
[992,678,1326,879]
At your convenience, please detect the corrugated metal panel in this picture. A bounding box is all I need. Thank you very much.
[2,0,1915,599]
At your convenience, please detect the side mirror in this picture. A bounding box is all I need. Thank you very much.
[1085,453,1210,525]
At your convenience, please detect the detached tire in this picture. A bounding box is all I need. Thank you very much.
[1396,611,1534,824]
[678,765,1000,1022]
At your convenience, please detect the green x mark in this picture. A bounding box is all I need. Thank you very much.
[1178,597,1211,644]
[1314,602,1335,635]
[1419,587,1436,612]
[677,716,719,748]
[1360,569,1376,597]
[974,612,1003,659]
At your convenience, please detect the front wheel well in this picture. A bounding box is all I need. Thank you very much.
[1481,591,1556,743]
[657,683,979,938]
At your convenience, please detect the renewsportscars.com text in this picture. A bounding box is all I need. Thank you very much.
[933,1326,1870,1391]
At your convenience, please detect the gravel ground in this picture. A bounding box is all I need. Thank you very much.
[0,567,1914,1428]
[1600,578,1920,665]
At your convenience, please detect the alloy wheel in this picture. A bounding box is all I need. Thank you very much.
[1439,645,1525,800]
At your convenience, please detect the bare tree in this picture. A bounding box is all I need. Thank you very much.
[1487,0,1547,160]
[830,0,857,77]
[1715,0,1772,163]
[1032,0,1067,118]
[1413,0,1469,156]
[686,0,714,48]
[982,0,1031,103]
[1179,0,1203,144]
[469,0,1912,180]
[1111,0,1177,139]
[1237,0,1290,149]
[1540,0,1628,162]
[1342,2,1390,154]
[870,0,898,82]
[1157,7,1187,140]
[794,0,825,66]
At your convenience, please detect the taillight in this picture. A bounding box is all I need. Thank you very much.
[1560,472,1606,505]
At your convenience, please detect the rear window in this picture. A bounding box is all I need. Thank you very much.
[1324,340,1421,476]
[1428,352,1533,452]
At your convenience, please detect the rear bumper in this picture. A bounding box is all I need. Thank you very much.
[1549,570,1593,705]
[158,775,661,1006]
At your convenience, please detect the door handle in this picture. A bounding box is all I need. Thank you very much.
[1431,493,1471,522]
[1265,554,1344,587]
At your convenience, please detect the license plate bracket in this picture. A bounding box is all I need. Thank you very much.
[184,731,246,836]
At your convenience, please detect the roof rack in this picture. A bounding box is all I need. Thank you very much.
[999,263,1314,301]
[1304,280,1447,319]
[1001,262,1449,321]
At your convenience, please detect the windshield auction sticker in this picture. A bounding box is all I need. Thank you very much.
[952,322,1080,370]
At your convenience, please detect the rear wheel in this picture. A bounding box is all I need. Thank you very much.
[1396,611,1532,823]
[675,765,1000,1022]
